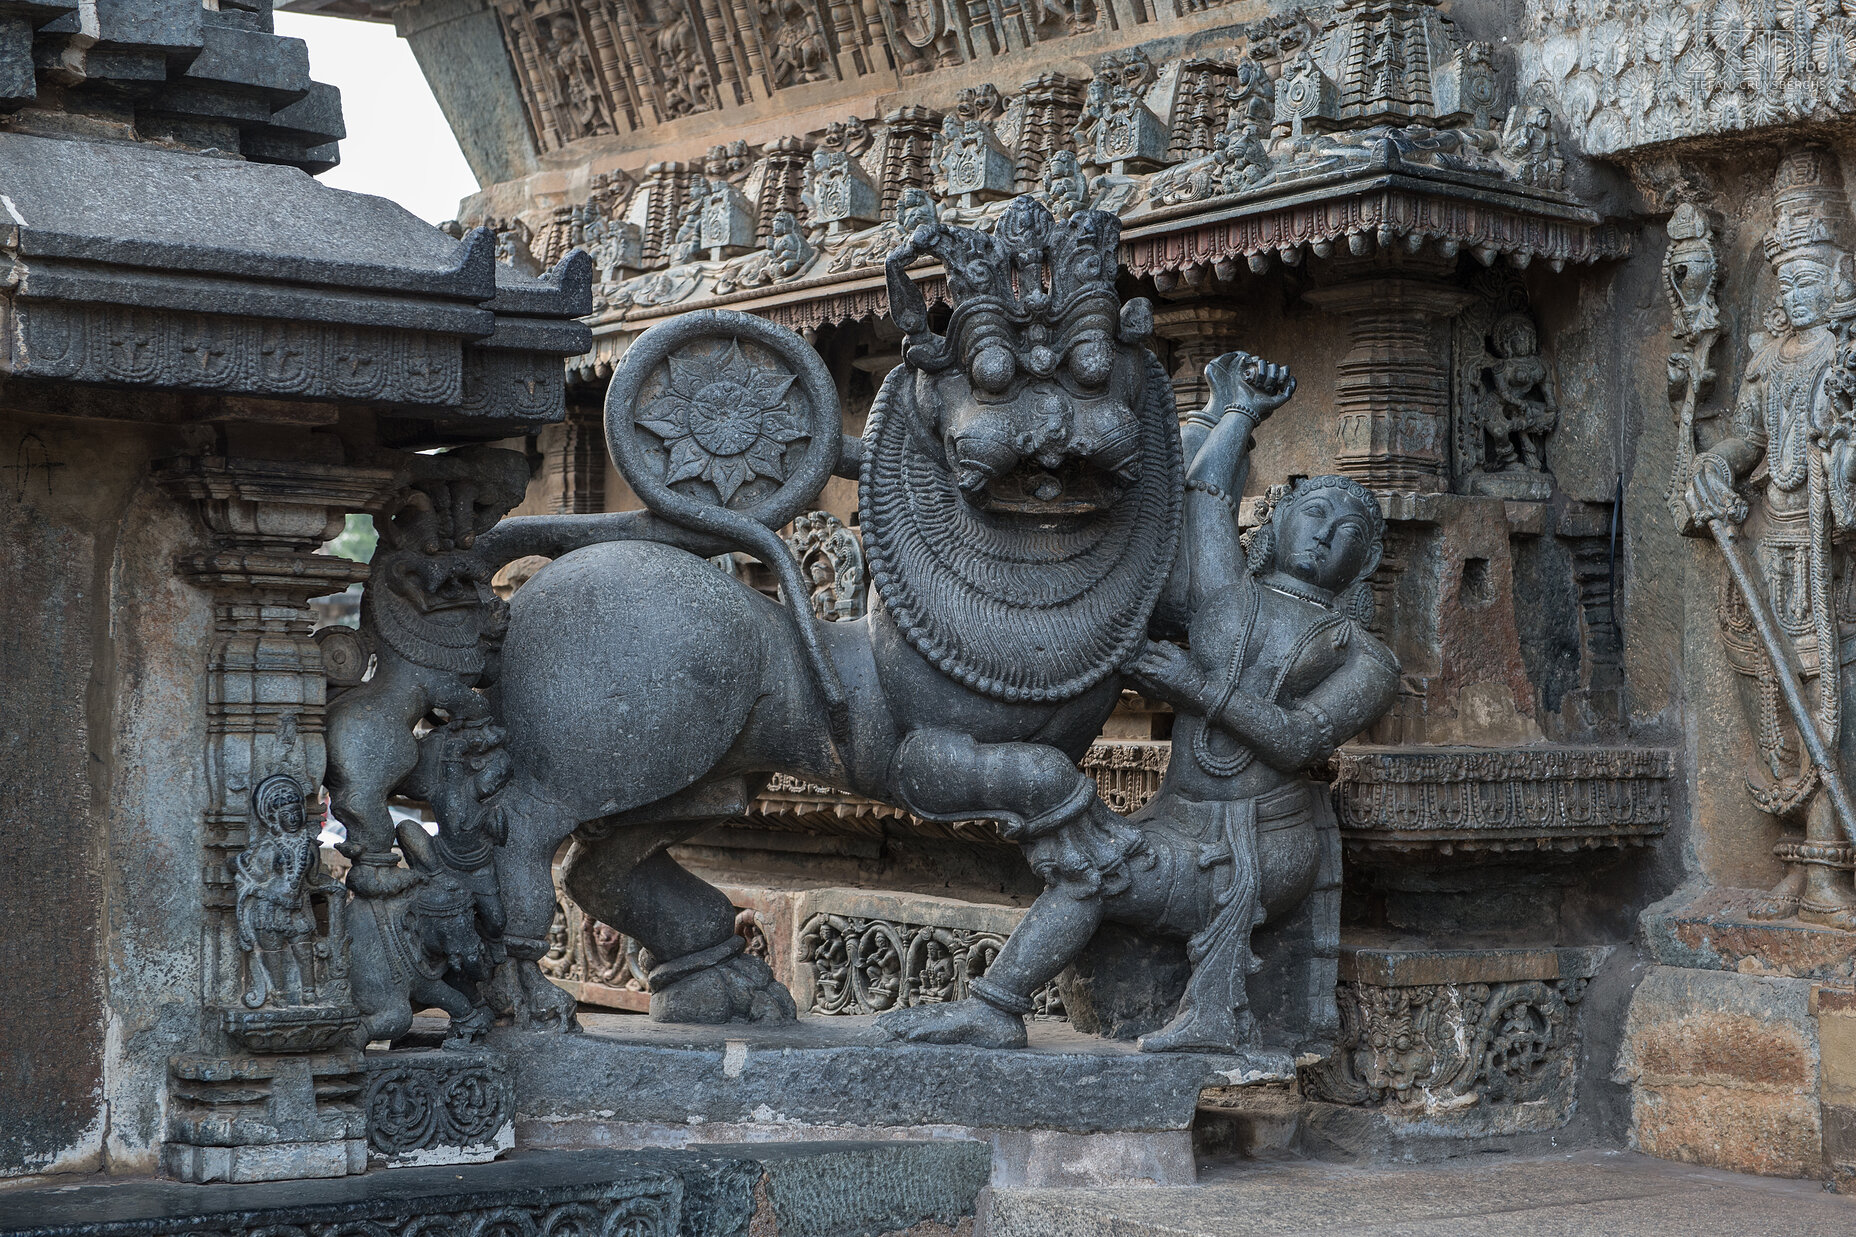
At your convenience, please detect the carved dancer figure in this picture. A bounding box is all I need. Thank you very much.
[879,353,1398,1051]
[235,775,346,1008]
[1482,313,1555,474]
[1684,147,1856,927]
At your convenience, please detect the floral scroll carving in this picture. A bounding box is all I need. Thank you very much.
[798,912,1066,1017]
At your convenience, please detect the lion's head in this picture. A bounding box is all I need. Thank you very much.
[885,196,1157,516]
[865,198,1181,704]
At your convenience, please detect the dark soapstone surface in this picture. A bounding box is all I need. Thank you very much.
[494,1011,1297,1135]
[0,1142,990,1237]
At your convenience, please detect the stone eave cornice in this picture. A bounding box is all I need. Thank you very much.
[1120,168,1628,278]
[0,132,591,427]
[565,164,1626,367]
[569,264,950,381]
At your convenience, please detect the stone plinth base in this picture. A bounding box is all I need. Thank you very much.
[1626,885,1856,1181]
[163,1052,366,1184]
[1643,884,1856,984]
[1615,964,1827,1178]
[0,1144,988,1237]
[490,1012,1301,1186]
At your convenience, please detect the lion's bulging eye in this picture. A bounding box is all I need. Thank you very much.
[972,345,1015,393]
[1067,340,1112,388]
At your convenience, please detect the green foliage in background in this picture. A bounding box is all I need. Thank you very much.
[325,513,378,563]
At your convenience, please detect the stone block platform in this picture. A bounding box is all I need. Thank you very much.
[490,1012,1303,1187]
[982,1149,1856,1236]
[0,1143,988,1237]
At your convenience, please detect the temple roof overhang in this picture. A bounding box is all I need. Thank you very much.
[565,157,1627,382]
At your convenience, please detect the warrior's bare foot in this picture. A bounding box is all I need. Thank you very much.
[877,998,1028,1048]
[1747,867,1805,922]
[1139,1005,1259,1054]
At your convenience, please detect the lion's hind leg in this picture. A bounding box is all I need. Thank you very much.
[561,782,797,1025]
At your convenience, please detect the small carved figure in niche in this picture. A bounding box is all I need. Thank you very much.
[1481,314,1555,474]
[1040,149,1089,219]
[669,181,710,265]
[235,775,347,1009]
[1664,201,1723,528]
[534,11,614,141]
[785,510,866,619]
[1455,271,1557,498]
[641,0,706,116]
[1499,85,1566,191]
[894,186,938,236]
[878,353,1398,1051]
[764,211,813,279]
[1071,74,1110,153]
[489,217,539,275]
[1684,147,1856,928]
[760,0,831,86]
[1226,58,1275,130]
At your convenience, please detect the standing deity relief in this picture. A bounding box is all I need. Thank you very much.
[1455,270,1560,499]
[1676,146,1856,929]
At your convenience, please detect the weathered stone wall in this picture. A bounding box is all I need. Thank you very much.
[1,409,212,1177]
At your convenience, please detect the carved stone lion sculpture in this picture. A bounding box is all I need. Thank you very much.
[446,197,1183,1026]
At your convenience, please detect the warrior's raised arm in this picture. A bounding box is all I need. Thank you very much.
[1168,352,1296,618]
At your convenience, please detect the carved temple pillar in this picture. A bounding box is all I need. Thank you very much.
[1303,274,1473,494]
[1151,303,1245,418]
[158,455,404,1184]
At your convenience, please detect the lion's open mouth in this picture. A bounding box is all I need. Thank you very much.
[975,459,1128,515]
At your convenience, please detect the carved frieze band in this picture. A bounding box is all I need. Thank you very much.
[461,348,568,419]
[1302,976,1589,1117]
[1333,747,1673,853]
[363,1052,515,1161]
[1521,0,1856,158]
[10,301,465,405]
[798,911,1066,1018]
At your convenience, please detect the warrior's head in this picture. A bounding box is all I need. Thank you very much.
[1250,475,1385,613]
[885,196,1155,514]
[253,774,308,835]
[1764,147,1856,331]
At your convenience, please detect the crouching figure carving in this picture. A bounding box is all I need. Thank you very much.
[879,353,1399,1053]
